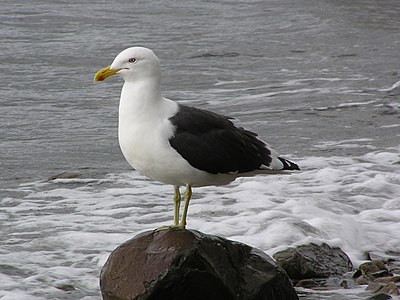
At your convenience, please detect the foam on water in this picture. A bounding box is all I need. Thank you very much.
[1,148,399,299]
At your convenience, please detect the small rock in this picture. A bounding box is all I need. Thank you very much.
[356,274,374,285]
[367,277,400,294]
[360,261,388,275]
[366,281,389,293]
[273,243,353,280]
[370,270,392,278]
[373,276,400,284]
[100,229,298,300]
[379,282,399,295]
[354,261,392,284]
[340,279,349,289]
[55,284,76,292]
[295,279,321,288]
[367,293,393,300]
[353,269,363,279]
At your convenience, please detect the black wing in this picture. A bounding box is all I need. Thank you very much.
[168,105,273,174]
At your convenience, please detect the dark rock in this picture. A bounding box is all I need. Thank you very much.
[100,229,298,300]
[295,279,321,288]
[340,279,349,289]
[360,261,388,275]
[379,282,399,295]
[367,293,394,300]
[356,274,374,285]
[338,274,359,289]
[367,281,391,293]
[273,243,353,280]
[295,276,356,290]
[370,270,392,278]
[366,276,400,294]
[373,276,400,284]
[354,261,392,285]
[353,269,362,279]
[55,283,76,292]
[367,281,399,296]
[357,263,380,278]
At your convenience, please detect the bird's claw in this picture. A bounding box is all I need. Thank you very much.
[154,224,186,231]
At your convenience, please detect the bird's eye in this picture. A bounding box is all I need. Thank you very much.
[128,58,136,63]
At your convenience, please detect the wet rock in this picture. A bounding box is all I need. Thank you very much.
[379,282,399,296]
[340,279,349,289]
[295,279,321,288]
[366,276,400,294]
[100,229,298,300]
[353,261,392,285]
[367,293,394,300]
[55,283,76,292]
[367,280,392,293]
[273,243,353,280]
[372,270,392,278]
[373,276,400,284]
[295,276,356,290]
[354,260,400,297]
[360,261,388,275]
[356,275,374,285]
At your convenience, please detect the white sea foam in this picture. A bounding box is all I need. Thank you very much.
[378,80,400,92]
[1,148,399,299]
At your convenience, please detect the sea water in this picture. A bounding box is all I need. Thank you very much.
[1,0,399,299]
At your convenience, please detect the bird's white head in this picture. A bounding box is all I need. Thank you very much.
[94,47,161,83]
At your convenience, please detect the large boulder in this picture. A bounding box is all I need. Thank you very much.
[100,229,298,300]
[273,243,353,280]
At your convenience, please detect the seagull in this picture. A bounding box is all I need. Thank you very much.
[94,47,300,229]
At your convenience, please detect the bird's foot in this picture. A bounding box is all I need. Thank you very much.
[154,224,186,231]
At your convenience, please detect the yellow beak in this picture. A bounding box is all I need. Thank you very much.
[94,66,119,82]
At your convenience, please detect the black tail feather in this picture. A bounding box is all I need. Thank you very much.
[278,157,300,170]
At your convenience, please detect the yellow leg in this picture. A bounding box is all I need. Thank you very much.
[178,184,192,228]
[173,185,181,226]
[154,186,183,231]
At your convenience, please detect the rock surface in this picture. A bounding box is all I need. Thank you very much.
[273,243,353,280]
[100,229,298,300]
[352,259,400,297]
[353,260,391,284]
[353,260,392,285]
[366,276,400,295]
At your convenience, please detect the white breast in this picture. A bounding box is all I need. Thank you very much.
[117,82,238,187]
[117,88,197,186]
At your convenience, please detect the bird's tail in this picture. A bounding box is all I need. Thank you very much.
[278,157,300,170]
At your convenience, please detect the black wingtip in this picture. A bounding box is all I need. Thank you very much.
[278,157,300,171]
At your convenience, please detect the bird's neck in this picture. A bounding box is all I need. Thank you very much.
[119,79,162,120]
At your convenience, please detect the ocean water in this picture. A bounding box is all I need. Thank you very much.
[1,0,400,299]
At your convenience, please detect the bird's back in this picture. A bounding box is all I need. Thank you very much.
[169,105,299,175]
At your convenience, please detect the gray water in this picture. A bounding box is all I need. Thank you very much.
[1,1,400,299]
[2,0,399,186]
